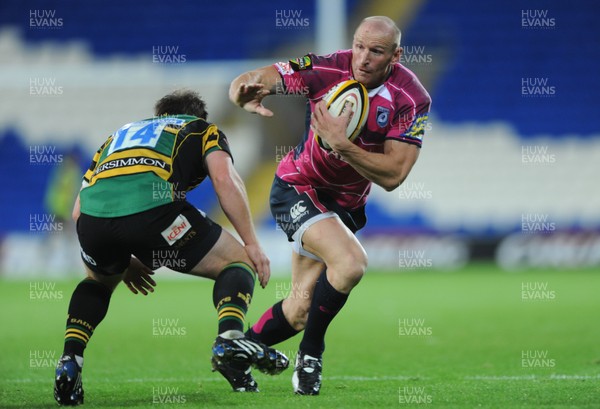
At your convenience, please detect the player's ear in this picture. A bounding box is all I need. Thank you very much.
[391,47,402,64]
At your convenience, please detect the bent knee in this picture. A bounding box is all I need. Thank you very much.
[342,248,368,278]
[328,249,368,290]
[349,250,368,280]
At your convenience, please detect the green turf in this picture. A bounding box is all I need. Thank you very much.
[1,264,599,408]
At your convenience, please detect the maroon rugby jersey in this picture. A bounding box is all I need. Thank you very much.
[274,50,431,210]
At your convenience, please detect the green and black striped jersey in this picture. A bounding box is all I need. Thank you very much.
[80,115,232,217]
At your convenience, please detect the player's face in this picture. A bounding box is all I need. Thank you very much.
[352,25,400,89]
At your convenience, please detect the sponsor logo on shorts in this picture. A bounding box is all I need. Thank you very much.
[290,200,308,222]
[161,214,191,246]
[80,248,97,266]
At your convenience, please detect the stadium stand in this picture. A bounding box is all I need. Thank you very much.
[0,0,598,273]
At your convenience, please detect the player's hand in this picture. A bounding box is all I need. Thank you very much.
[310,100,353,150]
[123,257,156,295]
[235,83,274,117]
[244,243,271,288]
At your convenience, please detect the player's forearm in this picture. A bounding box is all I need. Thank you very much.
[229,66,279,105]
[213,173,260,246]
[335,143,411,191]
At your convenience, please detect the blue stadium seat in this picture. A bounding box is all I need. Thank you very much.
[405,0,600,136]
[1,0,318,60]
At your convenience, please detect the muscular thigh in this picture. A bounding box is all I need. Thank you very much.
[186,228,251,280]
[301,216,368,293]
[301,216,365,266]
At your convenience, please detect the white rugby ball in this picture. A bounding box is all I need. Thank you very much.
[314,79,369,150]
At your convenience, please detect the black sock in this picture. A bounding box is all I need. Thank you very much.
[299,270,349,357]
[246,300,300,345]
[63,278,113,357]
[213,262,255,334]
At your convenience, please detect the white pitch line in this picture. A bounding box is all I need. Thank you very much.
[9,374,599,385]
[90,375,422,383]
[549,374,600,380]
[465,374,600,381]
[465,375,536,380]
[8,375,423,384]
[326,375,425,381]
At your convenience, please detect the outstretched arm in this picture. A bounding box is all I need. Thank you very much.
[229,65,281,117]
[206,151,270,287]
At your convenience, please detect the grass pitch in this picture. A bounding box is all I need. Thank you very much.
[1,264,599,408]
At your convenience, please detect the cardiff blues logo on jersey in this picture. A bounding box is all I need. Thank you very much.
[376,106,390,127]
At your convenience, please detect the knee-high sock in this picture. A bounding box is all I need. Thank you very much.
[63,278,113,358]
[299,270,348,357]
[213,262,255,335]
[246,300,300,345]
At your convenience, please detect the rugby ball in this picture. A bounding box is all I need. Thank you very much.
[314,80,369,150]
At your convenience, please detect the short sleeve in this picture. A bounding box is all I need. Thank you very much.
[273,52,350,99]
[386,87,431,148]
[202,125,232,160]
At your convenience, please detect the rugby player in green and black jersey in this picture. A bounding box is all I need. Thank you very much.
[54,90,288,406]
